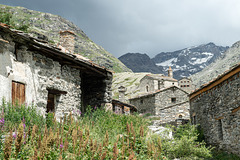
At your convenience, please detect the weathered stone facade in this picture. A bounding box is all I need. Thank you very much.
[189,64,240,156]
[0,25,112,120]
[130,86,189,123]
[179,77,195,93]
[139,74,178,93]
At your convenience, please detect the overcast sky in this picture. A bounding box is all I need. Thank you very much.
[1,0,240,58]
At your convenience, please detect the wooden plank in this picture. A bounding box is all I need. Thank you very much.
[12,81,25,105]
[190,66,240,100]
[12,81,16,104]
[232,106,240,113]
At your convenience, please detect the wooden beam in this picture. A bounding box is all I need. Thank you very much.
[232,106,240,113]
[190,66,240,100]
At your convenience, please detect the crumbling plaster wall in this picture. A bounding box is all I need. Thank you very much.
[0,33,81,120]
[190,72,240,156]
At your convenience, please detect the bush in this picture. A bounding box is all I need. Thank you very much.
[162,124,213,159]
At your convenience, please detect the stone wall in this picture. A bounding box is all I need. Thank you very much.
[155,87,189,115]
[190,72,240,156]
[139,77,155,93]
[130,95,156,114]
[0,34,81,120]
[130,87,189,121]
[159,101,189,124]
[0,29,112,121]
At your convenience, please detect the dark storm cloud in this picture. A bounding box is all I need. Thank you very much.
[1,0,240,57]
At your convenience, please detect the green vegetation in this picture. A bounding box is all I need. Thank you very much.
[0,4,131,73]
[0,100,238,159]
[0,6,29,32]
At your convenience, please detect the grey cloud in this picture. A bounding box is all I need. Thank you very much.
[1,0,240,57]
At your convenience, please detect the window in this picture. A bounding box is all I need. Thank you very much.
[47,93,55,113]
[179,115,183,118]
[46,88,67,113]
[172,83,174,85]
[218,119,223,140]
[12,81,25,105]
[140,99,143,104]
[146,86,149,92]
[171,98,176,103]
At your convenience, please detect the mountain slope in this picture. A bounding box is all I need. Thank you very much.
[190,41,240,88]
[118,53,164,74]
[152,43,229,79]
[0,4,131,72]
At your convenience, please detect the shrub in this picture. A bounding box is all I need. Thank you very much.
[162,123,213,159]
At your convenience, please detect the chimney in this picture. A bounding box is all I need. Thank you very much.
[59,30,75,54]
[168,66,173,78]
[118,86,127,102]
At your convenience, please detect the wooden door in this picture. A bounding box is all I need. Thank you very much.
[12,81,25,105]
[47,93,55,113]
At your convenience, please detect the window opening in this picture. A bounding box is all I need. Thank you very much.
[218,119,223,140]
[171,98,176,103]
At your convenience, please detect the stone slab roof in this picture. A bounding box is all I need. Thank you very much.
[130,85,189,100]
[189,63,240,100]
[112,99,137,112]
[142,74,178,82]
[0,23,112,77]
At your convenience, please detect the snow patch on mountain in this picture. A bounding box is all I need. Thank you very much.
[189,52,214,65]
[156,58,177,66]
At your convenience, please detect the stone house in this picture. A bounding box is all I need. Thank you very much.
[130,86,189,124]
[189,63,240,156]
[139,67,179,93]
[112,86,137,115]
[0,24,112,120]
[179,77,195,93]
[112,99,137,115]
[129,66,190,124]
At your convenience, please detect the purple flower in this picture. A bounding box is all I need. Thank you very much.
[23,123,26,129]
[78,110,81,116]
[22,117,26,129]
[0,118,4,126]
[13,133,17,139]
[60,143,63,148]
[94,106,97,110]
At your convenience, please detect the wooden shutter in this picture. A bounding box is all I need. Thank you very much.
[12,81,25,105]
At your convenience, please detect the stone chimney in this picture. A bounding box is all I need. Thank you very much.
[59,30,75,54]
[168,66,173,78]
[118,86,127,102]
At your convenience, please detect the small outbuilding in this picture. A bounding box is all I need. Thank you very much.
[0,24,113,120]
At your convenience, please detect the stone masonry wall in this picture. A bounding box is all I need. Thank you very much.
[130,95,155,114]
[0,32,81,120]
[155,87,188,115]
[190,72,240,156]
[159,101,189,124]
[139,78,155,93]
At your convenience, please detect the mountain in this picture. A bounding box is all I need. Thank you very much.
[118,53,164,74]
[190,41,240,88]
[0,4,131,72]
[152,43,229,79]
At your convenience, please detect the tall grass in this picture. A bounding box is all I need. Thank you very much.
[0,100,238,159]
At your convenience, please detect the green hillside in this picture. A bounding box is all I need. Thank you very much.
[0,4,132,73]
